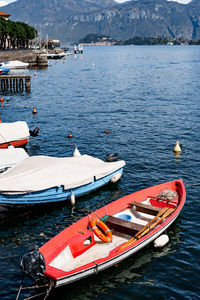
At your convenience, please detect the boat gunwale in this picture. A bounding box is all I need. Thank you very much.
[0,138,29,149]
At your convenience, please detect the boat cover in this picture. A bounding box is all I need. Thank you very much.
[0,121,30,144]
[0,155,125,194]
[1,60,29,69]
[0,146,29,172]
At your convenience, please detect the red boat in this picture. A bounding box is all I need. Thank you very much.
[21,179,186,289]
[0,121,38,149]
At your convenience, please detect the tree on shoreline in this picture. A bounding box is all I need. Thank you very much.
[0,18,37,50]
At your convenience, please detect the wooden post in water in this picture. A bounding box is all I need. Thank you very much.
[6,79,9,91]
[13,78,16,91]
[0,75,31,92]
[25,77,31,92]
[19,78,24,92]
[10,78,12,91]
[16,78,19,92]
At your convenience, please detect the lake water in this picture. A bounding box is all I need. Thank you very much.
[0,45,200,299]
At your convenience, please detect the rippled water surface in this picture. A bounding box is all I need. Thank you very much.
[0,46,200,299]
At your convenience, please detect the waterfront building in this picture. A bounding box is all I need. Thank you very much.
[0,11,10,20]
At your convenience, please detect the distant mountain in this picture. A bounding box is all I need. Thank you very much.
[2,0,200,42]
[2,0,116,23]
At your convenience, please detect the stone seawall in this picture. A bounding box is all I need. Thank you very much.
[0,50,48,67]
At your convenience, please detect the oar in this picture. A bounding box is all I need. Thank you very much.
[118,207,173,252]
[133,206,169,237]
[136,208,174,241]
[118,207,168,252]
[120,208,174,251]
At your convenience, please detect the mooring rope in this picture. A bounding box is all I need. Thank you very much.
[22,281,54,300]
[185,182,200,187]
[43,281,54,300]
[16,283,23,300]
[16,273,24,300]
[16,280,53,300]
[24,290,49,300]
[21,283,50,290]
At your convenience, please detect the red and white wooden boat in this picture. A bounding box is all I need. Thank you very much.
[21,179,186,289]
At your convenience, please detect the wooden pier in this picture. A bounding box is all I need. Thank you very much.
[0,75,31,92]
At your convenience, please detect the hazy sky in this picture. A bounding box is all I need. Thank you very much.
[0,0,14,5]
[116,0,191,2]
[0,0,193,7]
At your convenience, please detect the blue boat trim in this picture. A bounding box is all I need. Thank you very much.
[0,167,124,205]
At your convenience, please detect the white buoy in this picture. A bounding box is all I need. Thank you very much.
[110,172,122,183]
[173,141,182,153]
[73,146,81,157]
[70,193,75,205]
[154,234,169,248]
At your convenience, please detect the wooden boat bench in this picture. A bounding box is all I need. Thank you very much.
[129,201,161,216]
[129,206,152,222]
[106,215,143,236]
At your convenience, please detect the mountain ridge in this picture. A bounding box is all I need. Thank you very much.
[2,0,200,42]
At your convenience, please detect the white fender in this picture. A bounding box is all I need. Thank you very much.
[110,172,122,183]
[154,234,169,248]
[70,193,75,205]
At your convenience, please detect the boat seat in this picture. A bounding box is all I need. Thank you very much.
[130,206,152,222]
[129,201,161,216]
[106,215,143,236]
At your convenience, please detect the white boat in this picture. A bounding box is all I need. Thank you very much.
[0,153,125,207]
[0,60,29,69]
[0,145,29,172]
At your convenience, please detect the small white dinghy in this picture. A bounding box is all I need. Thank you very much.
[0,145,29,172]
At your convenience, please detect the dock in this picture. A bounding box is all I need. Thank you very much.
[0,75,31,92]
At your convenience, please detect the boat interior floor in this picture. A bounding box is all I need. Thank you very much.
[49,231,131,272]
[49,205,157,273]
